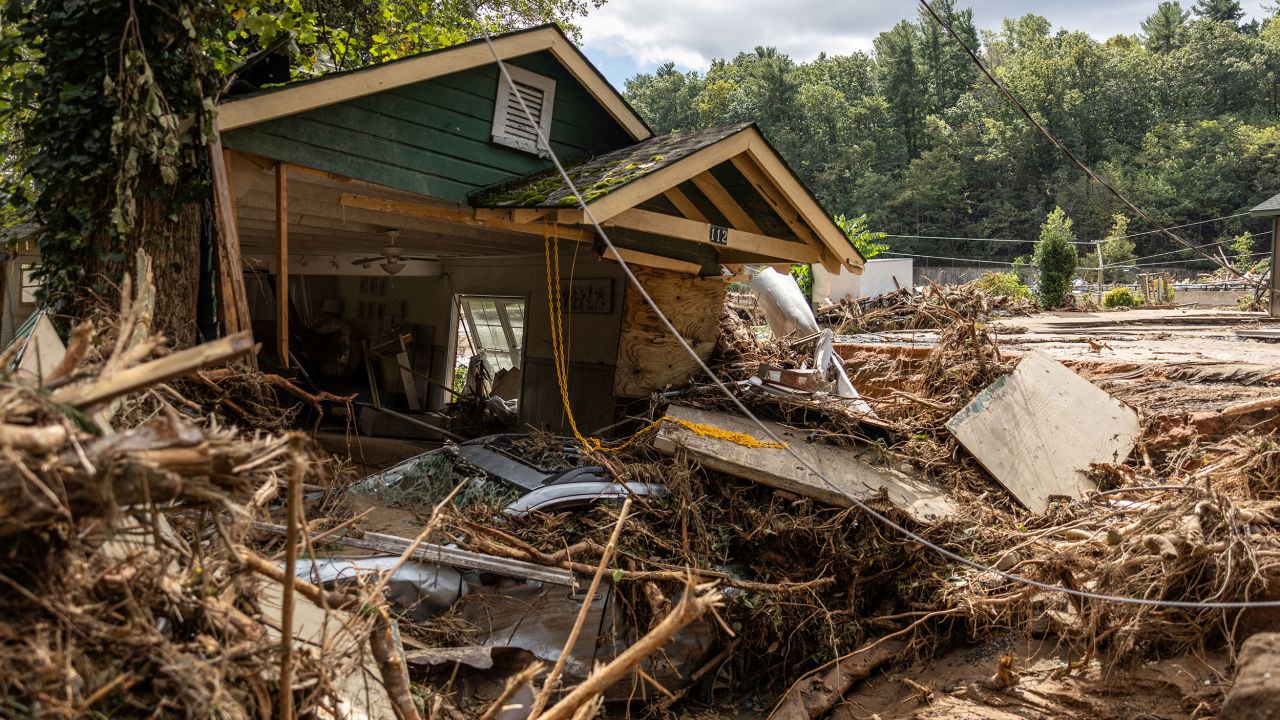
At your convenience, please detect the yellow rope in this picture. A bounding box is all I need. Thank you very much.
[544,224,785,453]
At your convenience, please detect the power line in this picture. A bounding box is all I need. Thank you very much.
[1103,250,1271,270]
[883,233,1089,246]
[880,251,1016,265]
[478,22,1280,610]
[885,213,1256,247]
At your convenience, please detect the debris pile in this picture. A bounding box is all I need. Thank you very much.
[8,259,1280,719]
[815,278,1035,335]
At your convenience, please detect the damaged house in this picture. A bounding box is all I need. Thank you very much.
[208,24,862,438]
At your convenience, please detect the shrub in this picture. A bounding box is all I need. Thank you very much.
[1103,287,1142,308]
[975,271,1032,301]
[1033,207,1080,309]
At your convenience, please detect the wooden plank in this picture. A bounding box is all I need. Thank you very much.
[210,144,255,368]
[216,29,649,141]
[946,350,1140,512]
[276,163,289,369]
[605,208,821,264]
[339,193,594,241]
[613,268,724,398]
[654,405,955,523]
[663,187,708,222]
[729,154,813,242]
[601,247,702,275]
[689,171,764,234]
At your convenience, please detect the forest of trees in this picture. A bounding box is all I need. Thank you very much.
[623,0,1280,269]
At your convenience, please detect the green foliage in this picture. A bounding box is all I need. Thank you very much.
[975,271,1031,300]
[1010,255,1032,284]
[1033,207,1080,308]
[834,213,889,259]
[622,9,1280,269]
[0,0,222,318]
[1143,2,1191,52]
[1103,287,1143,307]
[223,0,606,76]
[1230,231,1256,261]
[789,264,813,300]
[1100,214,1136,281]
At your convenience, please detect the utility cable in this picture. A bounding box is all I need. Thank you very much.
[474,23,1280,609]
[917,0,1242,278]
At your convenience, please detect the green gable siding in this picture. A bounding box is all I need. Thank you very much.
[221,51,634,202]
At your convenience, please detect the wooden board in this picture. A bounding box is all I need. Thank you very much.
[946,350,1140,512]
[654,405,954,523]
[613,268,724,398]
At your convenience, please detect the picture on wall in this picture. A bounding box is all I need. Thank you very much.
[561,278,613,314]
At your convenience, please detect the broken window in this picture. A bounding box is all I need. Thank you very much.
[458,295,525,374]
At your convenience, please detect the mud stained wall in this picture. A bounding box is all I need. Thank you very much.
[443,246,627,434]
[613,267,725,398]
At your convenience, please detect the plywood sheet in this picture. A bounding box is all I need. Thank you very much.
[946,350,1140,512]
[613,268,724,398]
[654,405,954,523]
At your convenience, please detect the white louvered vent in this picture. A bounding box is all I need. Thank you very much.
[491,65,556,156]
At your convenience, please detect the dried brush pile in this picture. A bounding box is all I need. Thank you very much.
[816,279,1035,335]
[0,254,407,719]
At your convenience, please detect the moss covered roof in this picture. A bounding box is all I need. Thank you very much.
[469,123,753,208]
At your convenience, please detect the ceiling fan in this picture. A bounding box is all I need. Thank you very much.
[351,229,436,275]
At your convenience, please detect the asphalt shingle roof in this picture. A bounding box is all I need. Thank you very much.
[469,123,753,208]
[1252,192,1280,217]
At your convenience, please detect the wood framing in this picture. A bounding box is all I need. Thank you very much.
[216,26,650,141]
[663,187,707,222]
[210,142,254,342]
[689,171,763,235]
[546,126,859,271]
[741,134,859,271]
[729,154,813,242]
[338,193,595,241]
[603,208,821,264]
[275,163,289,368]
[601,246,702,275]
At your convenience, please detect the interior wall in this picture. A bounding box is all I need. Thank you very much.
[442,243,626,434]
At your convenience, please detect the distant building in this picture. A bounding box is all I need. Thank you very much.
[1249,192,1280,317]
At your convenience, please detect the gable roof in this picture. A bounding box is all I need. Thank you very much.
[473,123,863,271]
[470,124,752,207]
[1252,192,1280,218]
[215,24,651,141]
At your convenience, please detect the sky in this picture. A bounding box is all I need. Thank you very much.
[578,1,1275,86]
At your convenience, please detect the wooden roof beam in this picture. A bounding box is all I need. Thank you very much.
[662,187,708,222]
[604,208,820,264]
[728,154,814,243]
[689,171,763,235]
[339,193,594,242]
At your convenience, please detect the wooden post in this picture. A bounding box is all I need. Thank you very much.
[276,163,289,368]
[1271,216,1279,318]
[209,142,256,368]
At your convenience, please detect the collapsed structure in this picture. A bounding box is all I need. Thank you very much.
[4,23,1280,720]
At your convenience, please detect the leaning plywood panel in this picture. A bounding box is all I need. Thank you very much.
[946,350,1140,512]
[613,268,724,398]
[654,405,954,523]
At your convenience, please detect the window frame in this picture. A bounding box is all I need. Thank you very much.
[458,294,527,375]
